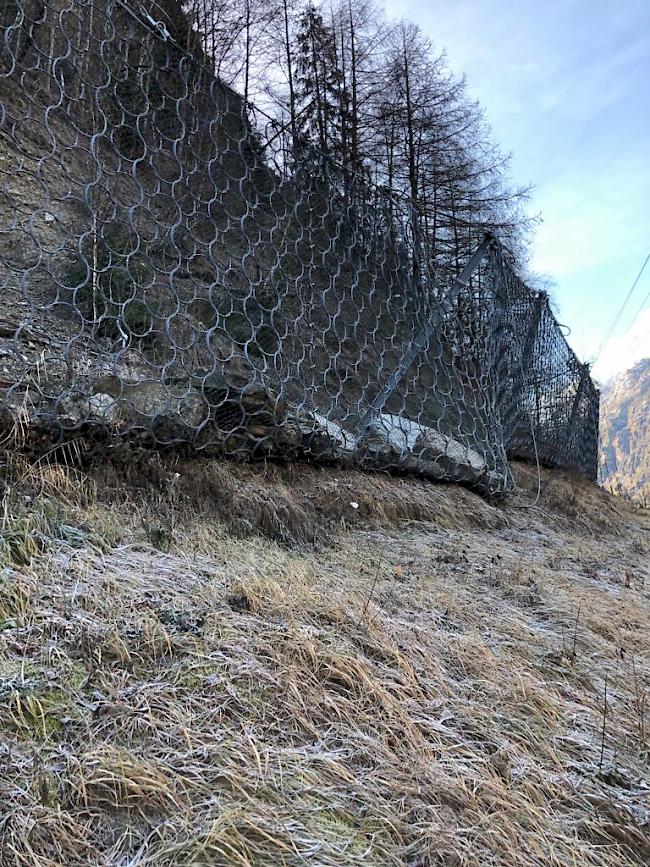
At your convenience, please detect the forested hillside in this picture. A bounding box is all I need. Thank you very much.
[600,358,650,502]
[139,0,534,266]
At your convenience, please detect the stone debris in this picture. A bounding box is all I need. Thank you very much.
[0,333,499,492]
[360,412,493,490]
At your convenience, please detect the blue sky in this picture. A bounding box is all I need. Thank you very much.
[384,0,650,382]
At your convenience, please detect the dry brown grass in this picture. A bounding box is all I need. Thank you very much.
[0,453,648,865]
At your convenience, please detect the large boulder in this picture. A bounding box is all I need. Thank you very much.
[360,412,500,492]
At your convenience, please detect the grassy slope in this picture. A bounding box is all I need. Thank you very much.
[0,455,649,866]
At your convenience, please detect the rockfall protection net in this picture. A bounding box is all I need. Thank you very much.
[0,0,599,497]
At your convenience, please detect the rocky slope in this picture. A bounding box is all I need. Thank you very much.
[600,358,650,501]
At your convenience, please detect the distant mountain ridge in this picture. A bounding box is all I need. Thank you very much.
[599,357,650,501]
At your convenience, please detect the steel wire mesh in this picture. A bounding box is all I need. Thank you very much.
[0,0,599,496]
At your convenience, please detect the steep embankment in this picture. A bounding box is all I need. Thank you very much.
[0,1,530,493]
[600,358,650,502]
[0,455,648,866]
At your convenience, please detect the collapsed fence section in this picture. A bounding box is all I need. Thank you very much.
[0,0,599,496]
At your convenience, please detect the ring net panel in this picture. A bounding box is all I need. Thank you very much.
[0,0,599,496]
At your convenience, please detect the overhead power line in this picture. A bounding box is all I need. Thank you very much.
[594,250,650,364]
[616,254,650,372]
[626,279,650,334]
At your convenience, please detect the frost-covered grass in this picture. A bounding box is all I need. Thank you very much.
[0,455,648,865]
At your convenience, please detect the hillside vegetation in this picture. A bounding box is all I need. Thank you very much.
[600,358,650,503]
[0,452,648,866]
